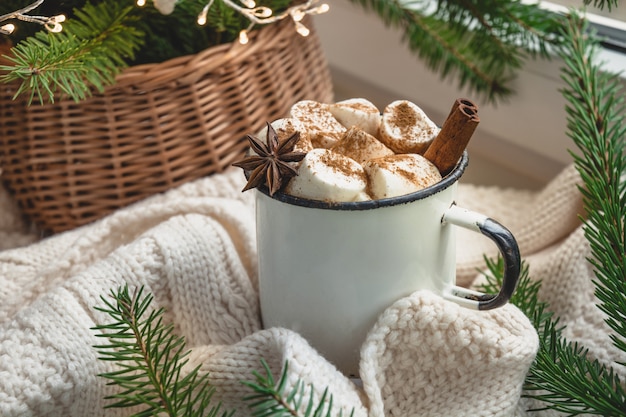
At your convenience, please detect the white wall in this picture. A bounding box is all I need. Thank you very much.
[312,0,625,189]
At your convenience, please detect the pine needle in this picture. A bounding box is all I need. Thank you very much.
[477,256,626,415]
[476,11,626,416]
[0,2,143,105]
[93,285,355,417]
[559,12,626,363]
[92,285,229,417]
[242,360,355,417]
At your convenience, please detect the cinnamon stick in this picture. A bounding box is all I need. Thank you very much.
[446,98,477,119]
[423,98,480,176]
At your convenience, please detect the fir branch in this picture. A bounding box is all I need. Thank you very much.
[526,333,626,415]
[92,285,228,417]
[0,2,143,104]
[558,13,626,361]
[345,0,562,102]
[243,360,354,417]
[94,285,355,417]
[477,257,626,416]
[477,12,626,415]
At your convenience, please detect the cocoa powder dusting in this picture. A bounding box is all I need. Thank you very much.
[376,155,420,185]
[389,102,417,135]
[345,102,377,113]
[320,151,363,179]
[333,128,367,162]
[277,123,296,140]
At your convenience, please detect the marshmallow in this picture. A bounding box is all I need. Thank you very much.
[285,148,367,202]
[379,100,439,154]
[331,126,394,164]
[329,98,381,137]
[352,191,372,202]
[290,100,346,148]
[364,154,442,199]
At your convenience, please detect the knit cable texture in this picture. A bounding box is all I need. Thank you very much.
[0,165,614,417]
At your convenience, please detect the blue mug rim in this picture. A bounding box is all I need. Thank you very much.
[255,151,469,211]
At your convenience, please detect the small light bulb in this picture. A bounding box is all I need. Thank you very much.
[43,14,65,33]
[1,24,16,35]
[198,1,214,25]
[241,0,256,8]
[317,3,330,13]
[137,0,146,6]
[294,21,309,37]
[291,9,305,22]
[198,5,209,25]
[251,7,272,18]
[44,23,61,32]
[239,29,249,44]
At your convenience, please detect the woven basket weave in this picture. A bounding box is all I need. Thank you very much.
[0,17,333,233]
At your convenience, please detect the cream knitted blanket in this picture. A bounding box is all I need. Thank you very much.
[0,165,620,417]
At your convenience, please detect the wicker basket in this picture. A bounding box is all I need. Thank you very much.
[0,17,333,233]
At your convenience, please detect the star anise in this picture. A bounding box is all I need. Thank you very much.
[233,122,306,196]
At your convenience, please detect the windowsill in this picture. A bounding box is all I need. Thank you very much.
[598,47,626,76]
[313,0,625,189]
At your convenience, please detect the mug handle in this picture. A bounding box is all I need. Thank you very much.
[441,203,521,311]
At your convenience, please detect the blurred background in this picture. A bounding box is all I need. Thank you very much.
[314,0,626,190]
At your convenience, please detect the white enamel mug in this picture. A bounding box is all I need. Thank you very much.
[255,152,520,376]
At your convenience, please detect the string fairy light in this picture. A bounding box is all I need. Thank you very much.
[197,0,214,26]
[1,0,327,41]
[240,0,257,9]
[238,27,251,44]
[197,0,330,44]
[0,0,65,35]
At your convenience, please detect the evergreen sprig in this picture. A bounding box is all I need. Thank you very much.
[0,2,143,104]
[92,285,228,417]
[344,0,563,102]
[478,257,626,416]
[559,13,626,360]
[243,360,354,417]
[477,11,626,416]
[93,285,353,417]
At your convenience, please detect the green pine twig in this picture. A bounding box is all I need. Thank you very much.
[558,13,626,361]
[93,285,354,417]
[92,285,228,417]
[243,359,354,417]
[477,13,626,413]
[0,2,143,105]
[477,257,626,416]
[403,8,626,406]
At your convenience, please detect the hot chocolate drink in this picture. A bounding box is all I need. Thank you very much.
[234,98,475,201]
